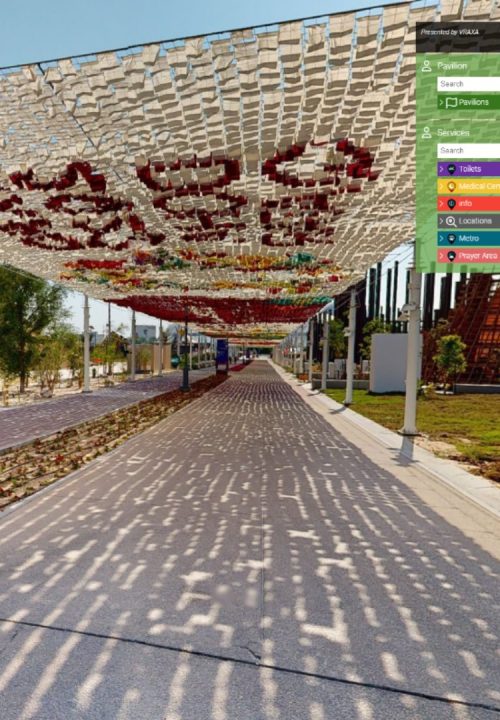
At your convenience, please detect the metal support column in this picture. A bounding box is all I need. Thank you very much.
[392,261,399,324]
[344,288,357,406]
[107,301,112,376]
[308,319,314,384]
[298,325,304,375]
[158,320,163,376]
[83,294,91,393]
[401,265,422,435]
[321,316,329,391]
[181,310,190,391]
[130,310,136,381]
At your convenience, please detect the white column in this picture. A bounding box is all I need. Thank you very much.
[298,325,304,375]
[198,333,202,367]
[344,288,357,406]
[158,320,163,376]
[107,301,112,376]
[189,334,193,370]
[83,294,91,393]
[308,319,314,384]
[130,310,136,382]
[321,316,329,391]
[401,265,422,435]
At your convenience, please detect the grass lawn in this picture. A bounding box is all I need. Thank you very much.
[324,389,500,482]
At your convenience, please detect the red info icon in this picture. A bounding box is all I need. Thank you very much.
[437,196,500,211]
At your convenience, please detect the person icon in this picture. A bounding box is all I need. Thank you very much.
[448,234,456,244]
[447,181,456,192]
[448,198,456,209]
[422,126,432,139]
[421,59,432,72]
[447,251,456,261]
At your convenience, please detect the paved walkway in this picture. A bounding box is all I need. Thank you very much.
[0,369,213,452]
[0,361,498,720]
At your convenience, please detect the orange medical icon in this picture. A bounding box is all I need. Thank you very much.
[447,181,456,192]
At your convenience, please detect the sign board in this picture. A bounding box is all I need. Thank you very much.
[216,339,229,369]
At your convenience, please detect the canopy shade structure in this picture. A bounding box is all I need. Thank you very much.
[0,0,485,337]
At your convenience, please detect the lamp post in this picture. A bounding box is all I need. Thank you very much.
[400,264,422,435]
[181,308,190,391]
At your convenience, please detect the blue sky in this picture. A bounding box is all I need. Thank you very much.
[0,0,398,68]
[1,0,401,332]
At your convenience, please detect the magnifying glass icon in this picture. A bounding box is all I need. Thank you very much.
[446,216,457,227]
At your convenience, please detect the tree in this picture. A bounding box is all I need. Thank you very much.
[328,318,346,360]
[65,331,85,387]
[0,367,17,405]
[34,324,84,393]
[433,334,467,393]
[136,346,152,372]
[360,318,391,360]
[422,318,450,383]
[91,331,127,376]
[0,266,67,392]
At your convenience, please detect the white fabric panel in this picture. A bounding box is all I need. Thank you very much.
[0,0,476,324]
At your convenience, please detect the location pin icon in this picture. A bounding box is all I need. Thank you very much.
[448,199,456,209]
[447,251,456,262]
[448,164,456,175]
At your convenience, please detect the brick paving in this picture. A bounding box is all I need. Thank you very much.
[0,361,498,719]
[0,368,213,452]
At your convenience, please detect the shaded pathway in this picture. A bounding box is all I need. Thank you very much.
[0,361,498,719]
[0,369,212,452]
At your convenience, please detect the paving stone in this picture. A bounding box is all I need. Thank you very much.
[0,369,212,452]
[0,361,498,720]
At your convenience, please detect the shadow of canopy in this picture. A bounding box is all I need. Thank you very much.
[0,362,498,719]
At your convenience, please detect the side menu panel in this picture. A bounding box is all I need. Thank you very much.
[416,22,500,273]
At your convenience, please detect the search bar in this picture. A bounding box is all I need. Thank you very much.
[437,76,500,92]
[438,144,500,158]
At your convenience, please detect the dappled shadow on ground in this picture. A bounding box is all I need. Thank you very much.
[0,369,212,451]
[0,362,498,719]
